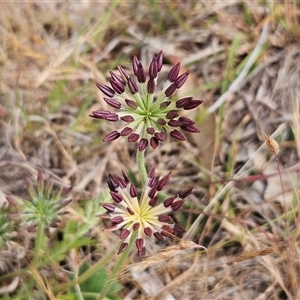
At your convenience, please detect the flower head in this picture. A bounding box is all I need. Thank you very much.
[100,165,192,260]
[6,170,72,238]
[90,51,203,151]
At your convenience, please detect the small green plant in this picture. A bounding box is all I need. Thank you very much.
[6,169,72,288]
[89,50,204,299]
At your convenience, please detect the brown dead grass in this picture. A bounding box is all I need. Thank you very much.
[0,1,300,299]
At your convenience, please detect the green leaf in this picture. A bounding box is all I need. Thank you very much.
[78,262,122,300]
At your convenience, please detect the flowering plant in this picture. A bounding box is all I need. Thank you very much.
[90,50,202,151]
[91,51,202,264]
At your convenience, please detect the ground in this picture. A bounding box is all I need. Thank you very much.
[0,1,300,300]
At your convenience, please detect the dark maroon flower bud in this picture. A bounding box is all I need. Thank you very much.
[90,110,118,121]
[157,50,163,71]
[171,199,184,211]
[117,242,128,254]
[168,120,181,127]
[167,62,181,82]
[154,231,164,241]
[121,115,134,122]
[103,131,120,142]
[132,56,139,76]
[148,195,158,207]
[176,97,193,108]
[130,183,138,197]
[180,125,200,133]
[164,82,177,97]
[147,78,156,94]
[122,170,130,183]
[133,222,140,231]
[146,127,155,135]
[178,117,194,125]
[110,191,123,203]
[89,110,108,119]
[157,172,172,191]
[114,175,127,188]
[104,97,121,109]
[125,99,138,109]
[158,214,171,222]
[148,165,156,178]
[173,223,186,233]
[111,216,124,224]
[105,113,119,122]
[175,72,189,88]
[135,238,144,250]
[170,129,186,141]
[166,110,179,119]
[163,196,175,207]
[154,132,165,141]
[148,185,157,198]
[183,99,203,110]
[96,83,115,97]
[138,138,148,151]
[159,101,171,109]
[118,66,130,80]
[137,62,146,83]
[183,100,203,110]
[109,79,125,94]
[144,227,153,237]
[101,203,115,213]
[128,133,139,142]
[149,56,158,78]
[120,228,130,239]
[156,118,166,125]
[109,71,125,86]
[148,175,159,188]
[150,137,159,149]
[128,77,138,94]
[107,175,117,191]
[120,127,133,136]
[178,187,193,198]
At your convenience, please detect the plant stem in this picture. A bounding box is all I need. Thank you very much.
[97,231,138,300]
[136,150,147,186]
[29,222,44,292]
[33,222,44,266]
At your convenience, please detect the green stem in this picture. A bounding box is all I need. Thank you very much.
[136,150,147,186]
[33,222,44,266]
[29,222,44,292]
[97,231,138,300]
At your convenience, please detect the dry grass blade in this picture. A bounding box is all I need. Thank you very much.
[232,242,286,263]
[117,233,206,283]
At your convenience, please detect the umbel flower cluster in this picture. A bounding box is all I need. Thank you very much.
[6,170,72,238]
[90,51,203,150]
[101,165,192,260]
